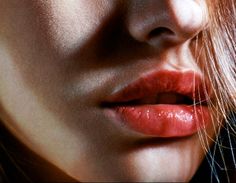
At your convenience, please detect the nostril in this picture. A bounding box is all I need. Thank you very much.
[148,27,174,40]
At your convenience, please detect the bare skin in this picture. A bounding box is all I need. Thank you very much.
[0,0,216,182]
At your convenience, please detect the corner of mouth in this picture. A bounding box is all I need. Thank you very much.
[101,92,208,108]
[101,70,212,138]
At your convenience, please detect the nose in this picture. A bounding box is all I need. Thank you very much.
[126,0,208,46]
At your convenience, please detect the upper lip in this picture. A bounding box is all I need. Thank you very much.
[103,70,210,106]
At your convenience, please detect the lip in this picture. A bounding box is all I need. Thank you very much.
[102,70,211,137]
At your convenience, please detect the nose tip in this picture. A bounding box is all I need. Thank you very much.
[126,0,208,46]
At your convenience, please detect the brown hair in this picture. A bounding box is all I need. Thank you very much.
[0,1,236,182]
[193,0,236,182]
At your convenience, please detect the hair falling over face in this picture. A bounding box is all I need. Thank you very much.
[191,0,236,182]
[0,0,235,182]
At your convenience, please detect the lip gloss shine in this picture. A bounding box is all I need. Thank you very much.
[103,70,211,137]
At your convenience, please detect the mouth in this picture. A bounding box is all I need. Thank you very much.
[104,92,194,106]
[102,70,211,138]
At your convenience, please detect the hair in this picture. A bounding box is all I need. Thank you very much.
[191,0,236,182]
[0,0,236,182]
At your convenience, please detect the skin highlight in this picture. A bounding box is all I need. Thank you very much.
[0,0,235,182]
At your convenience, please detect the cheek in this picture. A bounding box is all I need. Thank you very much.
[0,0,118,56]
[0,41,104,181]
[0,0,119,107]
[0,1,122,178]
[0,1,220,181]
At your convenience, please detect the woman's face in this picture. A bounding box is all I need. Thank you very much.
[0,0,216,181]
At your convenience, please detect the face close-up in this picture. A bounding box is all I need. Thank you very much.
[0,0,228,182]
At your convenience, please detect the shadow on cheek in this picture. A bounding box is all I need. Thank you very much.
[0,121,76,182]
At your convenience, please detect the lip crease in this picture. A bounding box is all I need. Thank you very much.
[103,70,212,138]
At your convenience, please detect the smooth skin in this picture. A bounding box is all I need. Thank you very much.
[0,0,215,182]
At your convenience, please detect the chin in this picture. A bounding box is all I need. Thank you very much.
[117,143,202,182]
[67,134,205,182]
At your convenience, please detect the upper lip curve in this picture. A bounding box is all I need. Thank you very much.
[103,70,210,106]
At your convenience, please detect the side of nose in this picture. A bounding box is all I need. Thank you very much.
[126,0,208,46]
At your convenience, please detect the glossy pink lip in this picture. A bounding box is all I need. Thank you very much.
[103,70,211,137]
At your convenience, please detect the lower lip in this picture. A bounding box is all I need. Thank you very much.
[105,105,210,137]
